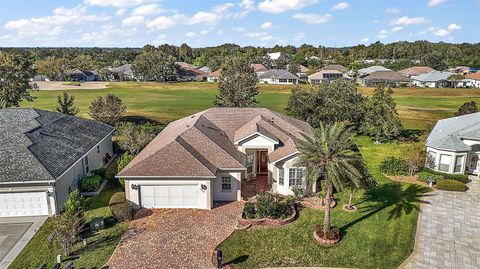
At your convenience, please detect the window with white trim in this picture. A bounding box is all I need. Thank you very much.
[84,156,90,173]
[426,150,437,169]
[439,154,451,172]
[289,168,304,187]
[454,155,464,173]
[279,168,284,186]
[246,151,254,175]
[221,176,232,191]
[96,145,100,154]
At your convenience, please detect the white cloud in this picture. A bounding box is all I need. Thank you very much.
[292,13,331,24]
[360,37,369,43]
[378,26,403,39]
[433,29,450,36]
[258,0,318,14]
[416,23,460,37]
[385,7,401,14]
[260,22,272,29]
[187,11,222,25]
[332,2,350,10]
[84,0,155,8]
[216,29,224,35]
[239,0,255,10]
[185,32,197,37]
[447,23,461,30]
[392,26,403,32]
[132,4,166,16]
[428,0,446,7]
[146,14,185,29]
[232,27,245,32]
[294,32,305,41]
[116,9,127,16]
[245,32,274,41]
[152,34,167,45]
[122,16,145,26]
[390,16,427,26]
[212,3,234,13]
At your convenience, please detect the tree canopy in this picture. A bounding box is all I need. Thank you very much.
[89,94,126,126]
[0,52,37,108]
[55,91,79,116]
[454,101,478,116]
[132,48,178,82]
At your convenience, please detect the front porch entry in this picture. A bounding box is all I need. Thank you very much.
[242,149,271,198]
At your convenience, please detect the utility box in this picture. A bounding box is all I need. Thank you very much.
[90,217,104,231]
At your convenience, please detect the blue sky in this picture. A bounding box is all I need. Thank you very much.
[0,0,478,47]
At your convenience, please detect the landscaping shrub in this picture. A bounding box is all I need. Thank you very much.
[117,153,134,187]
[109,192,126,207]
[243,202,256,219]
[418,168,470,183]
[63,190,85,214]
[80,175,102,192]
[110,202,133,222]
[379,157,409,176]
[437,179,469,192]
[416,170,443,183]
[256,193,292,219]
[90,168,107,179]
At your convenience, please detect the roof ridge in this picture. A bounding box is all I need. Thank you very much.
[176,134,216,173]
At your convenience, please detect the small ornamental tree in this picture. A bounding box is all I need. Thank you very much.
[116,122,163,154]
[52,191,84,257]
[214,57,259,107]
[56,92,79,116]
[402,143,426,176]
[89,94,126,126]
[454,101,478,116]
[361,84,402,142]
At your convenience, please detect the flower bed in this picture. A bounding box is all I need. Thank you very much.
[300,196,336,210]
[237,203,297,229]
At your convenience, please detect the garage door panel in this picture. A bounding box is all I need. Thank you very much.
[0,192,49,217]
[140,184,199,208]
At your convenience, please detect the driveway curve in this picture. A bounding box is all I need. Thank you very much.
[401,179,480,269]
[108,202,243,269]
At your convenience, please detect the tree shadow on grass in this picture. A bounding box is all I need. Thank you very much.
[119,115,161,124]
[224,255,249,266]
[341,183,432,232]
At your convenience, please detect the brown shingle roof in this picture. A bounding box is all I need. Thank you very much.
[399,66,436,77]
[207,69,221,77]
[250,64,269,72]
[363,71,412,82]
[466,72,480,80]
[323,64,348,73]
[118,108,311,177]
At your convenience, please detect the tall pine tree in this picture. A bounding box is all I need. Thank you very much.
[56,91,79,116]
[361,84,402,142]
[214,57,259,107]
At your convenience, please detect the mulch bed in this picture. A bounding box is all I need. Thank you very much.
[300,196,337,210]
[387,175,429,187]
[236,204,297,229]
[313,229,341,245]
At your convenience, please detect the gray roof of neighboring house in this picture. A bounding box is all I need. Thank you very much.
[412,71,454,82]
[323,64,348,73]
[358,66,391,76]
[111,64,133,76]
[0,108,114,183]
[118,108,311,178]
[426,112,480,152]
[308,69,343,80]
[362,71,412,82]
[258,69,299,80]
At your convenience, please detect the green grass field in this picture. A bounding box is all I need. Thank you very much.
[22,82,480,129]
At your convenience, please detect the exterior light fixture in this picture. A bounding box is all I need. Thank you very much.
[201,184,207,190]
[131,184,139,190]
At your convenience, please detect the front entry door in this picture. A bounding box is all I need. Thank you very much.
[257,151,268,174]
[469,154,479,173]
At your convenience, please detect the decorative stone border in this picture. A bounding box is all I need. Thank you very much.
[80,180,107,196]
[236,204,297,229]
[300,199,336,210]
[342,204,357,212]
[313,229,341,245]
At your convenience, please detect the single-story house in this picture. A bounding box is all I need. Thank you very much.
[258,69,299,85]
[308,69,343,84]
[399,66,436,77]
[30,75,50,82]
[360,71,413,87]
[412,71,454,88]
[251,63,269,77]
[358,66,391,78]
[0,108,114,217]
[448,66,471,75]
[117,108,313,209]
[458,72,480,88]
[426,112,480,175]
[285,64,308,78]
[323,64,348,74]
[109,64,135,81]
[206,69,221,82]
[197,66,212,74]
[178,68,206,82]
[65,69,99,82]
[174,61,197,70]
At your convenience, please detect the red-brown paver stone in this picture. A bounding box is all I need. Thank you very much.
[107,201,243,269]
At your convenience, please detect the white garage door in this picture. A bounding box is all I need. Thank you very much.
[0,192,49,217]
[140,185,199,208]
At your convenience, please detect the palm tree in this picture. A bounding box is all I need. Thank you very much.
[298,122,369,236]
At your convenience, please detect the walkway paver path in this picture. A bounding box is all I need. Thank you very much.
[108,201,243,269]
[401,179,480,269]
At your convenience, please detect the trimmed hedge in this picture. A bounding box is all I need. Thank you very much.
[109,192,126,206]
[110,202,133,222]
[437,179,469,192]
[90,168,107,179]
[379,157,409,176]
[418,168,470,183]
[80,175,102,192]
[256,193,292,219]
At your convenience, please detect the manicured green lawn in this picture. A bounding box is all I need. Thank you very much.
[9,186,128,269]
[217,136,430,269]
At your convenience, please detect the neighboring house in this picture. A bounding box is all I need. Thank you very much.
[267,52,281,61]
[110,64,135,81]
[412,71,454,88]
[358,66,391,78]
[323,64,348,74]
[258,69,299,84]
[65,69,99,82]
[30,75,50,82]
[308,69,343,84]
[174,61,197,70]
[251,63,269,77]
[360,71,413,87]
[117,108,313,210]
[459,72,480,88]
[0,108,114,217]
[286,64,308,78]
[206,69,221,82]
[426,112,480,175]
[197,66,212,74]
[399,66,436,77]
[448,66,471,75]
[178,68,206,82]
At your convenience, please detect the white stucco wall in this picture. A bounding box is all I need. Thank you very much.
[426,146,469,174]
[272,155,307,196]
[212,171,242,201]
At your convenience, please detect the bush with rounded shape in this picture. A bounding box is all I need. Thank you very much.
[417,168,470,183]
[109,192,126,207]
[117,153,134,187]
[90,168,106,179]
[243,202,256,219]
[417,171,443,183]
[110,202,133,222]
[256,193,292,219]
[80,175,102,192]
[379,157,408,176]
[437,179,469,192]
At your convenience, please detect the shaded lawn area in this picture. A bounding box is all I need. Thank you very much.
[8,186,128,269]
[21,82,480,129]
[217,136,431,269]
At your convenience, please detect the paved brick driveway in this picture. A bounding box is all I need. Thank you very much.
[402,179,480,269]
[108,201,243,269]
